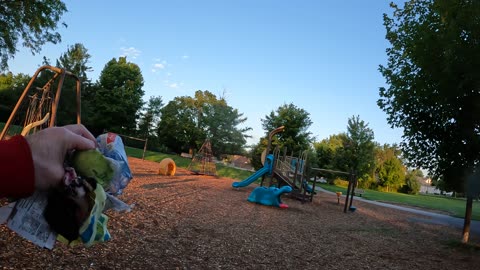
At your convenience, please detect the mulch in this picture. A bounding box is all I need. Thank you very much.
[1,157,480,269]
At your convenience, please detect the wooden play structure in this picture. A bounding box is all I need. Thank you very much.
[0,65,81,140]
[187,139,217,176]
[259,126,316,203]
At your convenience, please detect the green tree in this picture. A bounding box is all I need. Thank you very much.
[0,0,68,70]
[138,96,163,138]
[344,115,375,186]
[0,72,31,122]
[375,144,406,191]
[401,170,421,195]
[261,103,313,154]
[313,133,347,170]
[86,57,144,135]
[378,0,480,242]
[53,43,93,125]
[157,90,250,156]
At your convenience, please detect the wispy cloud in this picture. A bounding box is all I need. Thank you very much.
[168,83,179,88]
[152,59,167,72]
[181,54,189,60]
[120,47,141,59]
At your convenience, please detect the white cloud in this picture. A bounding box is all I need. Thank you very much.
[120,47,141,59]
[154,63,165,69]
[166,72,172,77]
[182,54,189,60]
[169,83,179,88]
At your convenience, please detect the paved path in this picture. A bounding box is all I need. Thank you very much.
[316,187,480,236]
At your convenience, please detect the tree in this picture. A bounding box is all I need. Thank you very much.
[261,103,313,154]
[401,170,421,195]
[0,0,68,71]
[343,115,375,186]
[378,0,480,242]
[138,96,163,138]
[53,43,93,125]
[0,72,31,121]
[375,144,406,191]
[86,57,144,135]
[313,133,348,170]
[157,90,250,156]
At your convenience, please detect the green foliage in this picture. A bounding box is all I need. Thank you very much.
[0,72,30,122]
[401,171,422,195]
[332,178,349,187]
[86,57,145,135]
[261,103,313,154]
[313,133,348,170]
[53,43,93,125]
[0,0,68,70]
[378,0,480,193]
[343,115,375,184]
[375,144,406,191]
[138,96,163,138]
[157,90,250,156]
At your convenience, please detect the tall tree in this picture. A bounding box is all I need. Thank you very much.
[261,103,313,154]
[344,115,375,185]
[86,57,144,135]
[378,0,480,242]
[138,96,163,138]
[54,43,93,125]
[0,0,68,71]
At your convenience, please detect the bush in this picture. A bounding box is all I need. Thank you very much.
[333,178,349,187]
[400,173,421,194]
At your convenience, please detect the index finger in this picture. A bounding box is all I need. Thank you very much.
[63,124,96,142]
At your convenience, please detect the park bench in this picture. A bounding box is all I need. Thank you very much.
[354,188,365,197]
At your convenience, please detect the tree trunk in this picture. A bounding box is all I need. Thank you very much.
[462,197,473,243]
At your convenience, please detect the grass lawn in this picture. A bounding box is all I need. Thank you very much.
[125,146,253,180]
[318,183,480,220]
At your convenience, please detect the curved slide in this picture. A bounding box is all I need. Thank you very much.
[232,154,274,188]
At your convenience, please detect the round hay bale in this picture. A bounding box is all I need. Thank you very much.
[157,158,176,176]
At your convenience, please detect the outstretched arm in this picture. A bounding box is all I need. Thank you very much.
[0,124,96,198]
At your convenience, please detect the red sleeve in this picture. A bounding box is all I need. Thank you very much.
[0,135,35,198]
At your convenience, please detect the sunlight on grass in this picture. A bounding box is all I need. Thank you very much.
[318,183,480,220]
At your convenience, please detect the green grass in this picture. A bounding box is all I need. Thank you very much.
[125,146,253,180]
[318,183,480,220]
[0,122,23,136]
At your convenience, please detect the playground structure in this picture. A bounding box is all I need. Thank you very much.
[232,126,317,206]
[0,65,81,140]
[157,158,176,176]
[188,139,217,176]
[233,126,361,211]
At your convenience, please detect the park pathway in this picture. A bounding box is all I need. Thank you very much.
[316,187,480,236]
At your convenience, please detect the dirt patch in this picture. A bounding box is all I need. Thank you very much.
[1,157,480,269]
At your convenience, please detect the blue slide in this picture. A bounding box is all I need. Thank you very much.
[232,154,274,188]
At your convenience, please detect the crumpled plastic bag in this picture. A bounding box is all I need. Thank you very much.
[96,133,133,195]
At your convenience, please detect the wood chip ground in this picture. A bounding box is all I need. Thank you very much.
[1,157,480,269]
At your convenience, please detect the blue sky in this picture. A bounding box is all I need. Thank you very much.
[7,0,404,147]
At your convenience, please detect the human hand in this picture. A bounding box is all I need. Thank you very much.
[25,124,96,191]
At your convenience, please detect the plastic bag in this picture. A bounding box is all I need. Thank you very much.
[96,133,133,195]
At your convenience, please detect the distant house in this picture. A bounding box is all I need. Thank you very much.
[229,155,254,171]
[419,177,453,196]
